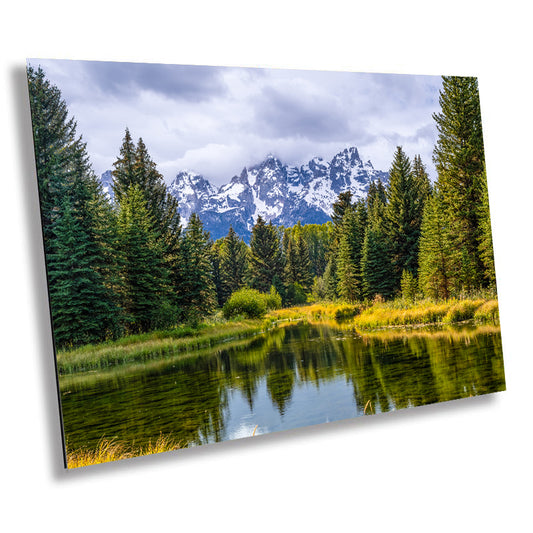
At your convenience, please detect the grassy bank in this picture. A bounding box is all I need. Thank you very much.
[267,298,499,330]
[353,298,499,329]
[57,298,499,375]
[57,319,265,374]
[66,434,181,468]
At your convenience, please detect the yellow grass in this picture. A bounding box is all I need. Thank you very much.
[66,434,181,469]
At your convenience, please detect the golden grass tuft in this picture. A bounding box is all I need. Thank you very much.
[66,434,181,469]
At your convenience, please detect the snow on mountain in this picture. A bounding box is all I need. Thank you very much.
[101,146,388,241]
[100,170,115,202]
[169,146,387,240]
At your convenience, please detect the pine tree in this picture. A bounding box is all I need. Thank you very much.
[418,192,457,300]
[116,186,171,332]
[47,197,119,346]
[478,171,496,288]
[361,227,395,301]
[219,226,249,302]
[337,200,367,302]
[112,128,137,205]
[385,147,424,288]
[175,213,216,320]
[27,65,122,345]
[433,76,486,290]
[249,216,283,293]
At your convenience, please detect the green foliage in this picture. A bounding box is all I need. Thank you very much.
[28,66,122,347]
[263,286,283,310]
[311,276,327,301]
[249,216,283,293]
[285,282,308,306]
[385,147,425,286]
[478,172,496,288]
[433,76,486,289]
[219,226,249,304]
[222,288,268,319]
[418,192,455,300]
[283,223,313,293]
[400,270,418,302]
[361,227,395,300]
[337,200,367,302]
[175,213,216,321]
[116,186,172,333]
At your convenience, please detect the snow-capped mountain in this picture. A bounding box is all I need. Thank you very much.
[100,170,115,202]
[100,146,388,242]
[168,147,388,241]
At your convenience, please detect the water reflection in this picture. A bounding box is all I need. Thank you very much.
[60,323,505,451]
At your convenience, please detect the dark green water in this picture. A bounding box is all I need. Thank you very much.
[60,322,505,452]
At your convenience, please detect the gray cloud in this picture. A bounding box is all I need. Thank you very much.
[253,85,352,141]
[28,60,443,185]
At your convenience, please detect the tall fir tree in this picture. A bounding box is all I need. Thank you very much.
[116,186,171,332]
[336,200,367,302]
[219,226,249,303]
[28,65,122,345]
[175,213,216,320]
[477,171,496,289]
[432,76,486,290]
[47,197,119,346]
[249,216,283,293]
[418,191,457,300]
[385,147,424,288]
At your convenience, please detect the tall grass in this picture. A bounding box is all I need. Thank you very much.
[268,302,362,322]
[353,298,497,330]
[66,434,181,469]
[57,320,264,374]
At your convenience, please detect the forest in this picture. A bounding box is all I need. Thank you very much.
[27,66,496,349]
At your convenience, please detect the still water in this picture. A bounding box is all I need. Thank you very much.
[60,322,505,451]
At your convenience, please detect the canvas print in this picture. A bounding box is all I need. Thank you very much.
[27,59,505,468]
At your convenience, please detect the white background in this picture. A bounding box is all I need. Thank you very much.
[1,1,532,531]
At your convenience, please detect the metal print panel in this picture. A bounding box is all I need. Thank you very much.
[26,59,505,468]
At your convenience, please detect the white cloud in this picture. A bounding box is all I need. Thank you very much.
[29,59,442,185]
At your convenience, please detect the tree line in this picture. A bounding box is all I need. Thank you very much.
[28,66,495,348]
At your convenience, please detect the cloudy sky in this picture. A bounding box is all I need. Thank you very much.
[29,59,443,186]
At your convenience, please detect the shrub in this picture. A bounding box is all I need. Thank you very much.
[222,288,267,319]
[263,286,282,311]
[334,303,362,320]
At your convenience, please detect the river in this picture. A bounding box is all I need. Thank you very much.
[60,322,505,452]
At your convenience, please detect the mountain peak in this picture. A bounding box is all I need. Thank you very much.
[100,146,389,241]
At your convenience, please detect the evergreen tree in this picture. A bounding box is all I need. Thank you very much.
[249,216,283,293]
[116,186,171,332]
[337,200,367,302]
[433,76,486,289]
[28,65,122,345]
[361,227,395,301]
[385,147,424,287]
[219,226,249,302]
[111,128,136,205]
[412,154,432,204]
[47,197,119,346]
[211,239,224,307]
[418,192,457,299]
[478,171,496,288]
[175,213,216,320]
[323,256,338,300]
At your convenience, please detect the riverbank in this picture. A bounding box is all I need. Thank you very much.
[267,298,499,329]
[57,319,265,374]
[57,297,499,375]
